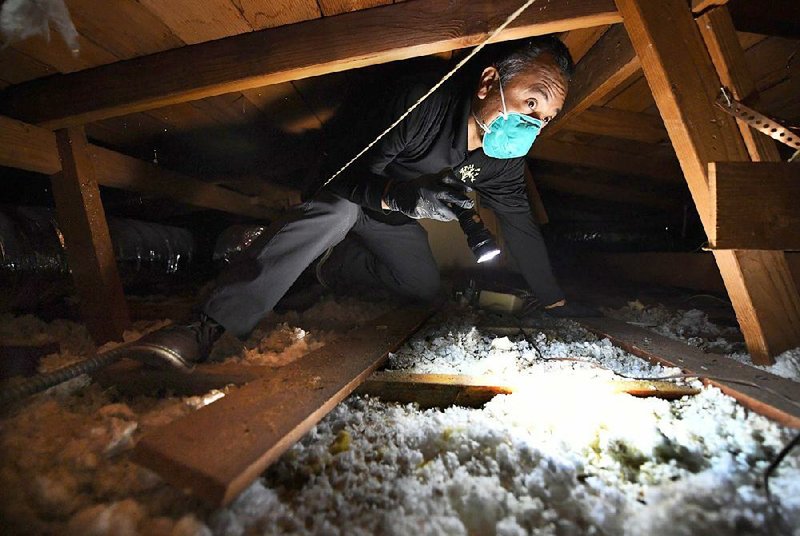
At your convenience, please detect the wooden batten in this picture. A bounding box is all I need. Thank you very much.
[709,162,800,250]
[0,115,280,220]
[132,308,434,506]
[579,317,800,429]
[0,0,621,128]
[614,0,800,365]
[52,127,130,344]
[542,24,640,138]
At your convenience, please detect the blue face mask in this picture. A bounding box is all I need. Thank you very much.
[473,78,544,159]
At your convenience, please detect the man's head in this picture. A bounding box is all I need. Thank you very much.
[471,36,573,155]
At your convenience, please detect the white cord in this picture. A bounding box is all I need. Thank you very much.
[321,0,539,188]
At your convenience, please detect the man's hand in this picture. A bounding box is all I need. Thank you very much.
[383,171,474,221]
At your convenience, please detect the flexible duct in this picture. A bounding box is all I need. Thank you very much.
[0,206,196,308]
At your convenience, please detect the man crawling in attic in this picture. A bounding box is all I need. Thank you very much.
[126,35,600,369]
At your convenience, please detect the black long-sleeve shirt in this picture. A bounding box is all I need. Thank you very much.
[324,75,564,304]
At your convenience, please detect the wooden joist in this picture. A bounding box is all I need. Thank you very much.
[0,0,621,128]
[615,0,800,365]
[579,317,800,429]
[542,24,640,138]
[530,138,681,182]
[697,6,782,162]
[0,115,280,220]
[355,370,700,408]
[132,308,434,506]
[52,127,130,343]
[710,162,800,250]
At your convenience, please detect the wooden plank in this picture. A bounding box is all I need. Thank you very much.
[53,127,130,343]
[65,0,184,60]
[132,307,434,506]
[355,371,699,408]
[138,0,254,44]
[0,116,61,173]
[0,115,279,220]
[710,162,800,249]
[615,0,800,365]
[697,7,782,161]
[565,105,668,143]
[543,24,640,137]
[691,0,728,13]
[238,0,321,29]
[0,0,621,128]
[560,25,610,62]
[530,138,681,182]
[579,317,800,429]
[319,0,393,17]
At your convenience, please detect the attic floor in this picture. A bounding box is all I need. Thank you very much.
[0,286,798,535]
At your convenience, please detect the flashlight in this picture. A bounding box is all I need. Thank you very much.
[454,205,501,263]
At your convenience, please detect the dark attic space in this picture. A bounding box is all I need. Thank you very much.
[0,0,799,534]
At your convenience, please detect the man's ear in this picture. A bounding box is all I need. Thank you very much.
[476,67,499,100]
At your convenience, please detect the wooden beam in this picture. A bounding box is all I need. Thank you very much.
[543,24,640,137]
[0,115,279,220]
[355,370,699,408]
[53,127,130,343]
[697,6,782,162]
[690,0,728,13]
[132,307,434,506]
[615,0,800,365]
[564,106,668,144]
[0,0,621,128]
[530,138,681,182]
[710,162,800,250]
[579,317,800,429]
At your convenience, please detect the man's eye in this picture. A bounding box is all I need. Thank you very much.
[527,99,537,110]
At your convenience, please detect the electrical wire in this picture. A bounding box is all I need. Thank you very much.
[320,0,539,189]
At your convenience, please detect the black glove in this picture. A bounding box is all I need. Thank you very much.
[383,171,474,221]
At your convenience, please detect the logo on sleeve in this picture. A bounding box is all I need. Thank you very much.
[458,164,481,184]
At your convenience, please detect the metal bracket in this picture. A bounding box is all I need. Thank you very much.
[715,87,800,151]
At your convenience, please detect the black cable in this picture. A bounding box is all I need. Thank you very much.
[0,346,128,408]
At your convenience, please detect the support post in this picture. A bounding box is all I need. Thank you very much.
[53,127,130,343]
[614,0,800,364]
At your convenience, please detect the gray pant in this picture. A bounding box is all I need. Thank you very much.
[203,192,439,338]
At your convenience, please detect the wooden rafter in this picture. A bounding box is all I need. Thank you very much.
[542,24,640,138]
[0,115,285,220]
[0,0,621,128]
[53,127,130,343]
[614,0,800,364]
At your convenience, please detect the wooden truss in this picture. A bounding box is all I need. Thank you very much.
[1,3,798,359]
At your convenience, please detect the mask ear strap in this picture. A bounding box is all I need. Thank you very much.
[498,75,508,118]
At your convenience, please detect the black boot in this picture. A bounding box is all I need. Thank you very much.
[125,314,225,370]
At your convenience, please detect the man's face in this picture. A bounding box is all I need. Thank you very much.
[473,53,568,129]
